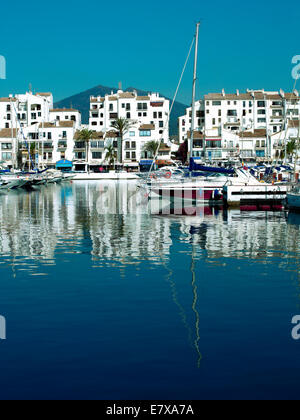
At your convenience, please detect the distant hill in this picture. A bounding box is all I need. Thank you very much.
[54,85,187,136]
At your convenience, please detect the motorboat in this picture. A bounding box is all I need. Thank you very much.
[146,168,261,203]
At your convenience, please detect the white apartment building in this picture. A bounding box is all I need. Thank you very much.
[0,92,84,170]
[89,90,170,166]
[0,128,18,168]
[0,92,53,130]
[179,89,300,162]
[50,108,82,130]
[19,121,77,169]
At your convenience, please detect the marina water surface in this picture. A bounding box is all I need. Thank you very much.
[0,181,300,400]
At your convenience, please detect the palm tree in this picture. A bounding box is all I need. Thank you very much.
[144,140,159,158]
[287,138,300,179]
[287,139,298,158]
[76,129,95,170]
[110,118,135,164]
[105,145,117,169]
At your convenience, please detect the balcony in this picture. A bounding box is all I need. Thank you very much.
[58,142,67,149]
[43,143,54,150]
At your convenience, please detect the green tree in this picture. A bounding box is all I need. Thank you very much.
[287,139,298,158]
[110,118,135,163]
[17,145,23,169]
[144,140,159,158]
[287,138,300,180]
[105,145,117,169]
[76,129,95,167]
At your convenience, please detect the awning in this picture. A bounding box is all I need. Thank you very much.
[56,160,73,169]
[139,160,154,165]
[123,162,139,167]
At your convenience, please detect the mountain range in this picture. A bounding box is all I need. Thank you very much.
[54,85,188,136]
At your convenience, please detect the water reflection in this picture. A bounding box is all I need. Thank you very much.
[0,181,300,267]
[1,181,300,376]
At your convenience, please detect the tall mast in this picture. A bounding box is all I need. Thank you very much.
[189,22,200,162]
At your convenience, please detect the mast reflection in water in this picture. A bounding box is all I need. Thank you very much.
[0,181,300,400]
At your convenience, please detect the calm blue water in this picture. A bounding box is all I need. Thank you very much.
[0,181,300,400]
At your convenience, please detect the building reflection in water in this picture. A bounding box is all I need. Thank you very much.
[1,181,300,366]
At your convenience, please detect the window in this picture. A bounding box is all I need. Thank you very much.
[258,109,266,115]
[227,110,237,116]
[132,152,136,160]
[212,118,216,125]
[6,105,11,112]
[129,131,135,137]
[62,131,67,138]
[138,103,148,110]
[91,141,105,148]
[75,152,86,159]
[153,112,157,119]
[212,101,221,106]
[140,130,151,137]
[127,112,131,119]
[92,152,102,159]
[158,112,162,119]
[125,141,130,149]
[218,110,221,117]
[2,152,12,160]
[257,101,266,108]
[257,118,266,123]
[159,121,164,128]
[109,104,114,111]
[92,122,97,126]
[1,143,12,150]
[75,142,85,149]
[48,133,52,140]
[126,152,130,159]
[131,142,136,149]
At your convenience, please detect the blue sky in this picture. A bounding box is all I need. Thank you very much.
[0,0,300,105]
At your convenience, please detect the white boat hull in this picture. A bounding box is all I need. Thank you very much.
[73,172,139,181]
